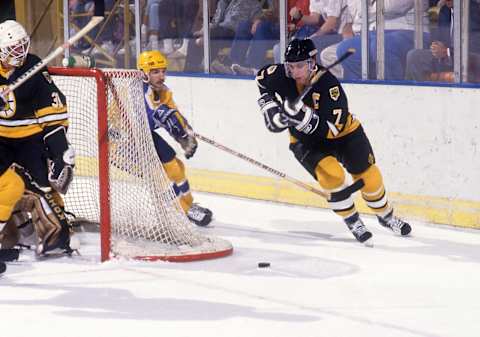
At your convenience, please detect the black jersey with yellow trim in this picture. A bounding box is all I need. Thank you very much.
[0,54,68,139]
[255,63,360,146]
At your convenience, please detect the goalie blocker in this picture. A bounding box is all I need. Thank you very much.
[0,165,76,256]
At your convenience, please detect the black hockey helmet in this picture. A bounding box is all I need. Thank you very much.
[284,38,317,63]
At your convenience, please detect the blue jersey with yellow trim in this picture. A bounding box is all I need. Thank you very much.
[142,82,189,134]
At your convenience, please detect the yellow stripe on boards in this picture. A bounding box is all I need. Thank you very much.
[187,168,480,230]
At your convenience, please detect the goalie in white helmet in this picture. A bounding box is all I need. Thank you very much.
[137,50,212,227]
[0,20,76,255]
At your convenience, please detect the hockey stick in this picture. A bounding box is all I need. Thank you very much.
[294,48,356,105]
[195,132,364,201]
[5,0,105,94]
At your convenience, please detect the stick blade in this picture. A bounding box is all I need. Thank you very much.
[329,179,364,202]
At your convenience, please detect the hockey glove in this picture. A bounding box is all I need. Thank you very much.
[43,126,75,194]
[282,99,320,135]
[257,93,290,133]
[152,104,188,139]
[177,126,198,159]
[153,104,198,158]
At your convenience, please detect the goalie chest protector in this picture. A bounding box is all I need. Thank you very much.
[0,54,67,139]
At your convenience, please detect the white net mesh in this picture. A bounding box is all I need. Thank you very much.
[49,67,232,261]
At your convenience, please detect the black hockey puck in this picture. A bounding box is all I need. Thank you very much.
[258,262,270,268]
[0,261,6,274]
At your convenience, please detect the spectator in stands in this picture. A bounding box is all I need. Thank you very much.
[336,0,431,81]
[272,0,313,63]
[286,0,312,36]
[70,0,97,51]
[309,0,350,64]
[225,0,280,75]
[183,0,262,73]
[405,0,480,82]
[143,0,199,55]
[73,0,122,56]
[271,0,346,69]
[317,0,358,78]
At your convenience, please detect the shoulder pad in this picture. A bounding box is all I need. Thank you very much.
[255,64,285,90]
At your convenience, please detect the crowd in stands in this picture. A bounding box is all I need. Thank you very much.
[67,0,480,83]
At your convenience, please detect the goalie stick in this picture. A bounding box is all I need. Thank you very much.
[3,0,105,95]
[194,132,364,201]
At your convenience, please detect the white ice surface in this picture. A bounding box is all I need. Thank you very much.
[1,192,480,337]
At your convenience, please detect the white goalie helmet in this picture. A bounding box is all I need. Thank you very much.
[0,20,30,67]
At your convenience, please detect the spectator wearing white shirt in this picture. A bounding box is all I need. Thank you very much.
[309,0,350,65]
[335,0,431,80]
[319,0,363,77]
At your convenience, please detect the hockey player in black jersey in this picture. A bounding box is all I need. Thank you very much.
[0,20,75,255]
[256,38,411,244]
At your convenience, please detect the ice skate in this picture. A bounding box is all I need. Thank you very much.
[187,204,213,227]
[36,225,74,257]
[377,211,412,236]
[345,214,373,245]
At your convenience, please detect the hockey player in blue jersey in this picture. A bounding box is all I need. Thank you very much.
[137,50,212,226]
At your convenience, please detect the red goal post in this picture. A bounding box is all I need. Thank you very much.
[49,67,233,262]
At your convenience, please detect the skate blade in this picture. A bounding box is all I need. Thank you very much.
[363,237,374,247]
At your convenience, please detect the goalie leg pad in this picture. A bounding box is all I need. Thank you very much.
[0,213,22,249]
[27,190,72,255]
[11,165,73,255]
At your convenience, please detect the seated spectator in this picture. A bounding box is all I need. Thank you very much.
[318,0,363,78]
[336,0,431,81]
[272,0,315,63]
[143,0,199,55]
[72,0,125,57]
[405,0,480,82]
[289,0,324,38]
[227,0,280,75]
[184,0,262,73]
[70,0,91,51]
[310,0,350,64]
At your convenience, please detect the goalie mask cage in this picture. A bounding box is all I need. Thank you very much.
[49,67,233,262]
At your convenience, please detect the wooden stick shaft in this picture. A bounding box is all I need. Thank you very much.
[195,132,330,199]
[7,16,104,94]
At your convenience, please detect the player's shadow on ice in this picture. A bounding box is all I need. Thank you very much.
[209,219,480,264]
[209,219,359,246]
[373,232,480,263]
[0,283,321,322]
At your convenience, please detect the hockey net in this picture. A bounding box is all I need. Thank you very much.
[48,67,233,262]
